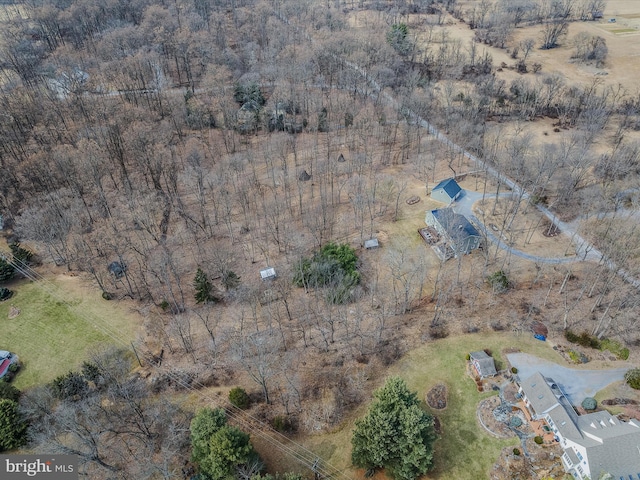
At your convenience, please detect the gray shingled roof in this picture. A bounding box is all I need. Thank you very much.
[582,424,640,479]
[520,372,562,416]
[521,373,640,478]
[470,351,497,377]
[431,208,480,239]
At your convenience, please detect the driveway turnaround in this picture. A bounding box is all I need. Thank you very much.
[506,353,628,404]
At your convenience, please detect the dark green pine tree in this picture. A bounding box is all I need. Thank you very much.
[194,268,219,304]
[0,399,27,452]
[351,377,437,480]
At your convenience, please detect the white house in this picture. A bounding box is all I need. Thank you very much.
[519,372,640,479]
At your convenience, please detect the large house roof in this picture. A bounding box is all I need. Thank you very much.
[521,372,640,478]
[432,178,461,200]
[430,208,480,240]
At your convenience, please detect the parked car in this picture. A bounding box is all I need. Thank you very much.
[0,350,17,379]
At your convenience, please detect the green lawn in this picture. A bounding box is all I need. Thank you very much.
[0,278,139,390]
[306,332,563,479]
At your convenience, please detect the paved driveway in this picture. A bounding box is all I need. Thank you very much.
[506,353,628,404]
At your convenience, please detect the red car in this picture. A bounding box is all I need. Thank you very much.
[0,350,17,379]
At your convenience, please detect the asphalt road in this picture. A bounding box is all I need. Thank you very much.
[506,352,628,404]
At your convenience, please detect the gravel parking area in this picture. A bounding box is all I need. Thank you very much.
[506,353,628,404]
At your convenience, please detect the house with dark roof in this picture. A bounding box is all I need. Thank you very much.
[519,372,640,480]
[469,351,497,378]
[425,208,481,258]
[430,178,462,204]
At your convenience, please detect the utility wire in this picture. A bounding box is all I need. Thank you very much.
[6,256,353,480]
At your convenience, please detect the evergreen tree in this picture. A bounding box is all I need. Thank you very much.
[194,268,219,304]
[0,399,27,452]
[190,407,258,480]
[0,257,14,282]
[0,382,20,402]
[351,377,436,480]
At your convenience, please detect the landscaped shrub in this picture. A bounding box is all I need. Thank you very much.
[564,330,579,343]
[0,259,14,282]
[0,382,20,402]
[513,448,520,456]
[9,243,33,264]
[565,330,600,349]
[7,363,18,374]
[579,331,600,349]
[511,367,518,374]
[534,436,543,444]
[101,291,113,300]
[509,416,522,428]
[271,415,292,433]
[228,387,250,409]
[567,349,588,364]
[581,397,597,411]
[625,368,640,390]
[600,338,630,360]
[488,270,510,293]
[0,288,13,301]
[465,353,470,361]
[81,362,102,385]
[52,371,89,400]
[566,331,630,360]
[429,325,449,339]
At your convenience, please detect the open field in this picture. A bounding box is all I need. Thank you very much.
[302,332,567,480]
[0,275,142,389]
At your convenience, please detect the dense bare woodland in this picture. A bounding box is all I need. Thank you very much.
[2,0,640,477]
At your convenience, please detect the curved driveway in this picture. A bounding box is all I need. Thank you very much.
[507,352,628,404]
[454,190,580,264]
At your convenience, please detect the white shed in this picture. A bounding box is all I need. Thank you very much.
[260,267,277,280]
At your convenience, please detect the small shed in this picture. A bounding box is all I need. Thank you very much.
[470,351,497,378]
[431,178,462,204]
[260,267,277,281]
[364,238,379,249]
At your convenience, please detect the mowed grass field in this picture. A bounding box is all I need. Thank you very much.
[0,277,140,390]
[305,332,564,480]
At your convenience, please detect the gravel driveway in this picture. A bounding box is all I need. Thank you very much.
[506,353,628,404]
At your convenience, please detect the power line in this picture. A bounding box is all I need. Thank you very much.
[6,256,353,479]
